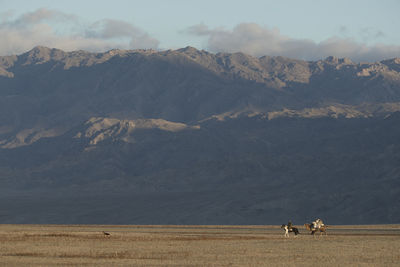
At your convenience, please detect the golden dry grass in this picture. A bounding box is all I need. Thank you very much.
[0,224,399,266]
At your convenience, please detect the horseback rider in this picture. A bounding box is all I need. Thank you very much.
[312,221,317,229]
[281,221,300,237]
[312,218,324,229]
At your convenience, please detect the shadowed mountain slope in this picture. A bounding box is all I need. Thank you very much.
[0,47,399,224]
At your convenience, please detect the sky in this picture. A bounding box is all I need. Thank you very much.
[1,0,400,62]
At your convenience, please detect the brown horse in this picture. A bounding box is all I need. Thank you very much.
[304,223,328,236]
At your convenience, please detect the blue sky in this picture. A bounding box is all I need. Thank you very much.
[1,0,399,61]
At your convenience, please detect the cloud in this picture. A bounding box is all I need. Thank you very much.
[187,23,400,62]
[186,23,214,36]
[85,19,158,49]
[0,10,14,23]
[359,27,385,43]
[0,8,159,56]
[11,8,77,26]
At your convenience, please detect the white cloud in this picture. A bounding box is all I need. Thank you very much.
[187,23,400,62]
[0,8,159,56]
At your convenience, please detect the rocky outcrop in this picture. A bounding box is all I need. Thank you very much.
[75,117,199,146]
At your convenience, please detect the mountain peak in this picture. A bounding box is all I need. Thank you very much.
[30,45,51,52]
[178,46,200,53]
[324,56,353,65]
[21,46,65,65]
[176,46,209,58]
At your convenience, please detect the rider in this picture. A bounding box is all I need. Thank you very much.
[313,218,324,229]
[312,221,317,229]
[287,220,293,230]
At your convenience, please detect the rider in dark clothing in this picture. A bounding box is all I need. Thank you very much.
[287,221,293,229]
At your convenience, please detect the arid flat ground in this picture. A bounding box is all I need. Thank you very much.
[0,224,399,266]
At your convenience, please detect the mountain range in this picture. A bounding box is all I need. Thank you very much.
[0,46,399,224]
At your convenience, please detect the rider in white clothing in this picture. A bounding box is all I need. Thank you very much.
[313,218,324,229]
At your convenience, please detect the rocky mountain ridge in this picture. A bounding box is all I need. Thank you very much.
[2,46,400,87]
[1,47,399,133]
[0,47,399,224]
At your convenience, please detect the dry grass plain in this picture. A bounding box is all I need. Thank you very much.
[0,224,399,266]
